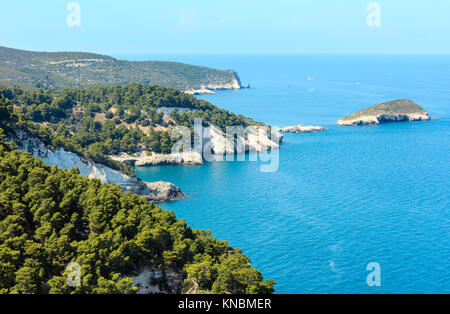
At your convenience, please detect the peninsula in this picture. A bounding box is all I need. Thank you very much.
[0,46,247,92]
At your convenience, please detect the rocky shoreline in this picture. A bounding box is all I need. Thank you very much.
[9,129,184,203]
[7,121,282,202]
[141,181,185,202]
[279,124,327,133]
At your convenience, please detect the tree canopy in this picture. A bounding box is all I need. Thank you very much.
[0,131,274,294]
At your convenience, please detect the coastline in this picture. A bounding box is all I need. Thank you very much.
[8,128,185,203]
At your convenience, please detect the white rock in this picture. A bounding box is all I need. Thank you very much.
[110,151,203,166]
[10,129,184,202]
[204,124,282,156]
[337,99,432,126]
[279,124,327,133]
[184,72,246,95]
[111,124,282,164]
[337,113,431,126]
[142,181,184,202]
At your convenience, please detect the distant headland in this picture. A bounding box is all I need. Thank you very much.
[0,46,247,92]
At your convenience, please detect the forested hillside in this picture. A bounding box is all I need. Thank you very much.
[0,123,275,294]
[0,84,259,175]
[0,46,244,91]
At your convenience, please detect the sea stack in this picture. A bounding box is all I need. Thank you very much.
[337,99,431,126]
[142,181,185,202]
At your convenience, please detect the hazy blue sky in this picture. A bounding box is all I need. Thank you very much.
[2,0,450,54]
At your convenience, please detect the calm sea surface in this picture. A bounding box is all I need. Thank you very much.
[117,54,450,293]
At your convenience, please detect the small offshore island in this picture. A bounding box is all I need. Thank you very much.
[337,99,431,126]
[0,46,248,93]
[279,124,327,133]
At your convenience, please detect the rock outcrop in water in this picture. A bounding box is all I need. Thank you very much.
[337,99,431,126]
[142,181,185,202]
[9,129,184,202]
[279,124,327,133]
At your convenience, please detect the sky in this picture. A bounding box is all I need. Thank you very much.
[1,0,450,55]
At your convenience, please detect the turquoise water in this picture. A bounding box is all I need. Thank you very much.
[130,55,450,294]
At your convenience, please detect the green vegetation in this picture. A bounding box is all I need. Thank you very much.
[0,46,243,91]
[0,83,258,176]
[0,128,275,294]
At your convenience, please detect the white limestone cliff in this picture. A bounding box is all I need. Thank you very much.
[110,151,204,166]
[184,71,249,95]
[9,129,184,202]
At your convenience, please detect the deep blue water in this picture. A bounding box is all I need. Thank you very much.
[126,55,450,293]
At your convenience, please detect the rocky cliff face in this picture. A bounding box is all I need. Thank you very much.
[337,99,431,126]
[184,70,249,95]
[203,124,283,155]
[110,151,203,166]
[110,124,283,165]
[9,129,184,202]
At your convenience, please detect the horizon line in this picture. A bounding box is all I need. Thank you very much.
[3,45,450,57]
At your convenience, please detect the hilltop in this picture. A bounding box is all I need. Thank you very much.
[337,99,431,126]
[0,46,246,92]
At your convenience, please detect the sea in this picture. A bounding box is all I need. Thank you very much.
[116,54,450,294]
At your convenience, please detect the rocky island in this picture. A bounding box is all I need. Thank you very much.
[337,99,431,126]
[279,124,327,133]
